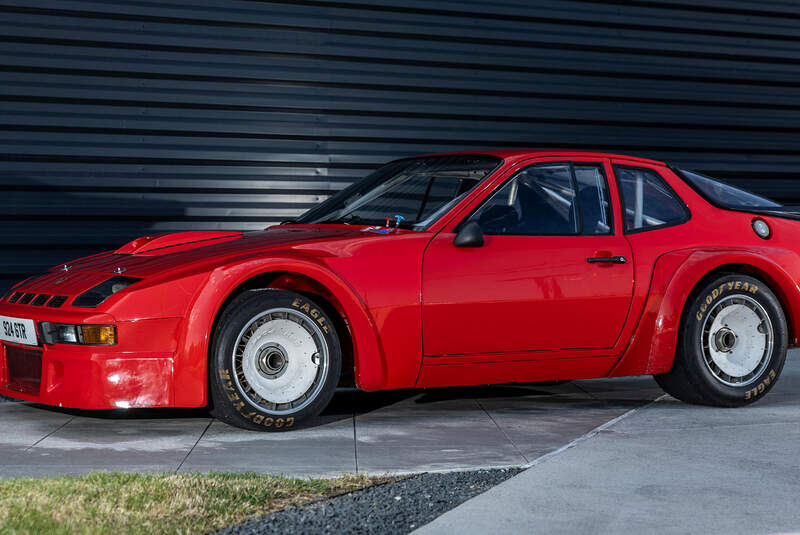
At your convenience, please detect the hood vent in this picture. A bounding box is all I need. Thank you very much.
[6,292,68,308]
[31,294,51,306]
[47,296,68,308]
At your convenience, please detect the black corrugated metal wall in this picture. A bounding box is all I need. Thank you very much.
[2,0,800,291]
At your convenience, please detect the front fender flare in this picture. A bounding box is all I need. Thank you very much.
[172,254,386,406]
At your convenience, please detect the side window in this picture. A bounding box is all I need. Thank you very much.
[615,166,689,232]
[574,164,612,235]
[472,164,578,235]
[469,162,613,236]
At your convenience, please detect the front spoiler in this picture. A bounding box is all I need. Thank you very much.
[0,345,175,409]
[0,302,183,409]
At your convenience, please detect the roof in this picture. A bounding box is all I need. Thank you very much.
[414,148,666,166]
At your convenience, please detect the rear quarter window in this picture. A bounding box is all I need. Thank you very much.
[615,166,689,232]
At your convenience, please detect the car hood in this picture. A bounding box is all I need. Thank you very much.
[45,225,404,280]
[3,225,409,309]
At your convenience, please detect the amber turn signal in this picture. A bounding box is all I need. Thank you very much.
[79,325,117,345]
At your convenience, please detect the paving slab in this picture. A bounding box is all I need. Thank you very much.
[416,352,800,535]
[25,415,212,475]
[355,395,525,474]
[0,369,662,478]
[180,418,357,477]
[0,403,72,448]
[0,406,212,477]
[477,395,648,461]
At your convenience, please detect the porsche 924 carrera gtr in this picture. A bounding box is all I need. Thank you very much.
[1,150,796,430]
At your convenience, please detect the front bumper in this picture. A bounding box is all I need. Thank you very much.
[0,303,182,409]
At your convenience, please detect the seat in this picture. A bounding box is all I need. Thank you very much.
[578,186,605,234]
[514,181,574,234]
[478,204,519,234]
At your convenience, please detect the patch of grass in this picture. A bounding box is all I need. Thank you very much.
[0,472,388,535]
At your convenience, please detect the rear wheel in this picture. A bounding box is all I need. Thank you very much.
[209,290,341,431]
[655,273,787,406]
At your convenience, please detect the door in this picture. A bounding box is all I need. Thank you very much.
[422,160,634,356]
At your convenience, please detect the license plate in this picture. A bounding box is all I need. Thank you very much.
[0,315,37,346]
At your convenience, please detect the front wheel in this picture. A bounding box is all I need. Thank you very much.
[209,290,342,431]
[655,274,788,407]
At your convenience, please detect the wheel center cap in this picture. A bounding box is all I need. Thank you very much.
[256,345,288,378]
[713,327,738,353]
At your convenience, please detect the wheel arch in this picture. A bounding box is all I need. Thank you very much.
[680,263,795,346]
[611,250,800,377]
[209,271,357,388]
[174,257,386,407]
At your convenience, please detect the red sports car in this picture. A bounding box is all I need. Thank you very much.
[1,150,795,430]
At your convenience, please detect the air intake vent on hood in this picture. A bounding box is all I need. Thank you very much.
[6,292,68,308]
[31,294,51,306]
[47,296,68,308]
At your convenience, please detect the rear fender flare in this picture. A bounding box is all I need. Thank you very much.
[612,249,800,376]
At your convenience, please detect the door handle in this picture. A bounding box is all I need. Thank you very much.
[586,255,627,264]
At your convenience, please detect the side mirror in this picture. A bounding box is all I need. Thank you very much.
[453,221,485,248]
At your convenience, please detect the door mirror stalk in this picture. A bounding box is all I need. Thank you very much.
[454,221,485,247]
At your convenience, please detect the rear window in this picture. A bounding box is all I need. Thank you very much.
[677,169,781,209]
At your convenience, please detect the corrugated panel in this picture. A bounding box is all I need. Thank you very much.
[2,0,800,290]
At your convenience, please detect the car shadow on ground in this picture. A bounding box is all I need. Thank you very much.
[412,382,572,403]
[8,377,661,430]
[12,387,420,428]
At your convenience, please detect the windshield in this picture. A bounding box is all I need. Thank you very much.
[678,169,781,209]
[296,155,502,229]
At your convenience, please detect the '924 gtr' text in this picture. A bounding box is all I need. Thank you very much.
[2,320,28,340]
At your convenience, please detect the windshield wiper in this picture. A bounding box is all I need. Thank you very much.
[322,214,370,225]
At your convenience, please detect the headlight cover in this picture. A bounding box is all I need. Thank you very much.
[72,276,142,308]
[39,323,117,345]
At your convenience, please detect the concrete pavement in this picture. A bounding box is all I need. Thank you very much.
[416,351,800,535]
[0,374,662,478]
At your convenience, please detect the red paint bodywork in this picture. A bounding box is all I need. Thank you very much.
[2,150,800,409]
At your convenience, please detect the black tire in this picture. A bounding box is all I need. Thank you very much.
[209,289,342,431]
[655,273,787,407]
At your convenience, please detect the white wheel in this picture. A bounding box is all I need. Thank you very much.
[701,295,773,387]
[655,274,787,407]
[210,290,342,431]
[234,308,330,414]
